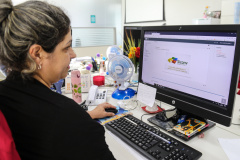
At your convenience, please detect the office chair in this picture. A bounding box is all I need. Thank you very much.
[0,110,21,160]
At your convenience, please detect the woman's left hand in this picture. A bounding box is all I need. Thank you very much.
[87,102,116,119]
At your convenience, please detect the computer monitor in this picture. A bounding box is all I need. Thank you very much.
[139,25,240,138]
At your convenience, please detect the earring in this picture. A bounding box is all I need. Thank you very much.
[38,64,41,70]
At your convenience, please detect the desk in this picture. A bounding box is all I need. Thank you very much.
[63,86,240,160]
[217,92,240,137]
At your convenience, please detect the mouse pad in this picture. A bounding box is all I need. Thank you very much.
[97,106,129,125]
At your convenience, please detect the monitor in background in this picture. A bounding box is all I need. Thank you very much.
[139,25,240,140]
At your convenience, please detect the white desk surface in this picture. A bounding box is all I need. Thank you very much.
[63,86,240,160]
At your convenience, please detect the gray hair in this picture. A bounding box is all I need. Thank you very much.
[0,0,70,79]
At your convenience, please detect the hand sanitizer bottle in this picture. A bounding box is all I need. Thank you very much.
[71,70,82,103]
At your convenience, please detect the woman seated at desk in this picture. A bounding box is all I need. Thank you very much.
[0,0,116,159]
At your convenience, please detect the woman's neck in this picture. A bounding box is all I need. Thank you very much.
[33,74,51,88]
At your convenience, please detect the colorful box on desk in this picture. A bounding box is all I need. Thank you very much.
[81,74,91,92]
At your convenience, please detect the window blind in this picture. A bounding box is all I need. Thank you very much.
[72,27,116,47]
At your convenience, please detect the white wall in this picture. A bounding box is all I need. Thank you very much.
[12,0,121,58]
[125,0,164,23]
[13,0,121,28]
[11,0,237,59]
[73,46,109,58]
[221,0,240,24]
[123,0,222,26]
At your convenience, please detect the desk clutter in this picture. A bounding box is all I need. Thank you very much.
[58,51,139,102]
[58,25,240,159]
[105,114,202,160]
[147,115,215,141]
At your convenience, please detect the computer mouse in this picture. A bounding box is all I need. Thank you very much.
[105,108,118,114]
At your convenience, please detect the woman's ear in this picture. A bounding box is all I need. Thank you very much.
[28,44,43,63]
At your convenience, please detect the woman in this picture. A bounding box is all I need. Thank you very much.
[0,0,116,159]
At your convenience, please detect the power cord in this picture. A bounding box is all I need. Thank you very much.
[127,100,138,111]
[140,113,152,121]
[79,100,88,111]
[118,97,139,111]
[140,113,161,131]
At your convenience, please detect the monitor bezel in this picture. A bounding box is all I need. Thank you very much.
[139,25,240,126]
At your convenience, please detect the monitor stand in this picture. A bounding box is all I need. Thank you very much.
[147,108,216,141]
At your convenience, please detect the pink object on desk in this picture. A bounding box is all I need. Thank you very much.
[71,70,82,103]
[93,76,105,86]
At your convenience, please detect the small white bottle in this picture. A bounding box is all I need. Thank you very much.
[65,74,72,94]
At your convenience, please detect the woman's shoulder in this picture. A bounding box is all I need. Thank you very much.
[0,75,84,112]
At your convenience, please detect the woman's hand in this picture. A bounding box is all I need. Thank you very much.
[87,102,116,119]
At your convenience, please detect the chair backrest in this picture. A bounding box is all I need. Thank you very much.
[0,110,21,160]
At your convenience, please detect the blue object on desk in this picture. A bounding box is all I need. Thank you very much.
[177,115,187,124]
[54,79,64,94]
[112,88,136,100]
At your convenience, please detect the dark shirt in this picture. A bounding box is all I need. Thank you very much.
[0,73,115,160]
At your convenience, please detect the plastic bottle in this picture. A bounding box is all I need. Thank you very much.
[65,74,72,94]
[99,60,104,75]
[71,70,82,103]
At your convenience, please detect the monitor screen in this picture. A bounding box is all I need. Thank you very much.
[139,25,240,127]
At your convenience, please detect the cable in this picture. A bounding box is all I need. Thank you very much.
[140,113,161,131]
[140,113,152,121]
[127,100,138,111]
[118,97,139,111]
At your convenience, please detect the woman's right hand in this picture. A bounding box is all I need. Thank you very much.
[87,102,116,119]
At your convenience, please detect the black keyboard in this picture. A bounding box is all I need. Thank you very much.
[105,115,202,160]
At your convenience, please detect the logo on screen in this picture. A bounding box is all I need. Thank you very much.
[168,57,178,64]
[168,57,188,66]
